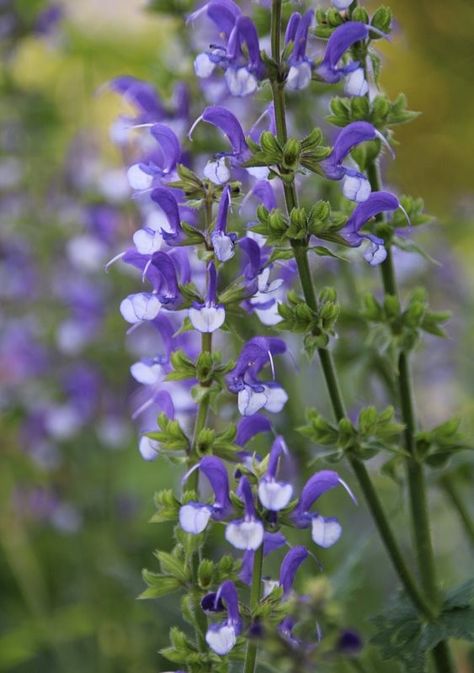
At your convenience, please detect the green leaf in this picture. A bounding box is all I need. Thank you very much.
[139,571,180,599]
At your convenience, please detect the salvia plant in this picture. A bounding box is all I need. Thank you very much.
[105,1,474,672]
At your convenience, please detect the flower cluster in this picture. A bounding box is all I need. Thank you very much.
[104,0,463,671]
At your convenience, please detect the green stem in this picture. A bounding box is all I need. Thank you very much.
[243,543,264,673]
[367,160,455,670]
[440,475,474,548]
[269,0,433,622]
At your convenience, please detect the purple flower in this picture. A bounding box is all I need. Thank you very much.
[211,185,237,261]
[286,11,314,91]
[150,188,184,242]
[227,337,288,416]
[109,76,166,124]
[341,191,409,265]
[224,16,265,96]
[191,2,264,97]
[293,470,356,548]
[279,546,309,595]
[205,580,242,655]
[179,456,232,534]
[322,122,394,202]
[316,22,381,84]
[189,263,226,333]
[127,124,181,191]
[189,105,248,162]
[225,476,264,550]
[258,436,293,511]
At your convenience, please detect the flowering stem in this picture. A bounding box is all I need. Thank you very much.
[243,543,264,673]
[366,161,455,670]
[440,475,474,548]
[269,0,433,622]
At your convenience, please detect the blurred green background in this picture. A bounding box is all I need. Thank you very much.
[1,0,473,671]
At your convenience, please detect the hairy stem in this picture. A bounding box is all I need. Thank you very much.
[243,543,264,673]
[367,160,455,670]
[269,0,433,622]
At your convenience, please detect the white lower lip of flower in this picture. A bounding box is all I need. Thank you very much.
[139,436,160,461]
[225,519,264,550]
[133,228,163,254]
[120,293,161,323]
[194,52,216,78]
[189,305,226,333]
[363,242,387,266]
[344,68,369,97]
[225,67,258,97]
[342,175,371,203]
[255,303,283,326]
[333,0,353,8]
[246,166,269,180]
[263,385,288,413]
[258,480,293,511]
[130,361,163,385]
[238,386,268,416]
[206,624,237,655]
[127,164,154,190]
[204,158,231,185]
[179,504,212,534]
[311,515,342,548]
[212,232,235,262]
[286,62,312,91]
